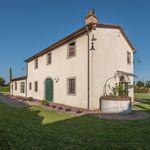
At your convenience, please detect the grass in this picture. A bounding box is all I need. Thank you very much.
[135,93,150,100]
[0,94,150,150]
[134,93,150,112]
[0,86,10,94]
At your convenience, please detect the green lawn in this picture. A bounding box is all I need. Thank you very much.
[134,93,150,112]
[135,93,150,100]
[0,86,10,94]
[0,95,150,150]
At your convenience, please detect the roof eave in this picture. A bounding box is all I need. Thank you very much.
[11,76,27,82]
[25,23,135,63]
[25,24,93,63]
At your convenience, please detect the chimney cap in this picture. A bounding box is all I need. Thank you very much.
[85,9,98,25]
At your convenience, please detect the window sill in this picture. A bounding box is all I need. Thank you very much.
[67,93,76,96]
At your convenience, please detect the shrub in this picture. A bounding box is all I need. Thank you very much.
[41,100,48,106]
[58,106,63,110]
[27,97,33,101]
[65,108,71,112]
[134,86,150,93]
[52,105,56,108]
[76,110,83,114]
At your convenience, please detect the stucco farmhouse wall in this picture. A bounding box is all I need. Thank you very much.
[10,26,134,110]
[10,79,26,97]
[27,34,89,109]
[89,28,134,110]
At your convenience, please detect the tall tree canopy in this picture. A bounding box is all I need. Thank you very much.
[136,81,145,87]
[145,81,150,88]
[0,77,5,87]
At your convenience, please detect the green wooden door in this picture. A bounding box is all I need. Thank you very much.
[45,79,53,101]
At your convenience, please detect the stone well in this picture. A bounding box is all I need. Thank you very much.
[100,96,132,114]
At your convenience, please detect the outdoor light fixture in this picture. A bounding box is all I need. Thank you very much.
[54,76,59,83]
[90,34,97,51]
[134,57,142,64]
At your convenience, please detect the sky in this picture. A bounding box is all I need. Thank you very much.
[0,0,150,82]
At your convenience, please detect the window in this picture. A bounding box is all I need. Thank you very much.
[67,78,76,95]
[34,81,38,92]
[35,59,38,69]
[20,82,25,93]
[15,82,17,90]
[29,82,32,90]
[127,52,131,64]
[47,53,51,65]
[68,41,76,58]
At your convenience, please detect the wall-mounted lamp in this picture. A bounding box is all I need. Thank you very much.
[134,57,142,64]
[90,34,97,51]
[54,76,59,83]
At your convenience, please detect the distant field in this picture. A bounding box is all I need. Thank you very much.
[0,86,10,93]
[135,93,150,100]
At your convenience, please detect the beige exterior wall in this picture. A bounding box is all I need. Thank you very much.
[10,27,134,110]
[89,28,134,110]
[27,34,88,109]
[10,79,26,97]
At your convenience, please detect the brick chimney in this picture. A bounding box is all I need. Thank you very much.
[85,9,98,25]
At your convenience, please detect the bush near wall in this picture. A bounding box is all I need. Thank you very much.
[0,86,10,93]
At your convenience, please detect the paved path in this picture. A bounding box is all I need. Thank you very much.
[0,94,28,107]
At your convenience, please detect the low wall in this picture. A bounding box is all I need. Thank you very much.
[100,96,132,114]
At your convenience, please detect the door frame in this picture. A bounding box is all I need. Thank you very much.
[44,77,54,101]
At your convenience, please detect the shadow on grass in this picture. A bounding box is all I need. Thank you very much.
[142,99,150,104]
[0,102,150,150]
[134,104,150,112]
[134,98,150,113]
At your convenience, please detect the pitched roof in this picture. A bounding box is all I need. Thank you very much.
[11,76,27,82]
[25,23,135,63]
[96,24,135,51]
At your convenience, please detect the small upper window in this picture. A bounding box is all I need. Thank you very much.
[34,81,38,92]
[47,53,51,65]
[67,78,76,95]
[20,82,25,93]
[35,59,38,69]
[68,42,76,58]
[29,82,32,90]
[15,82,17,90]
[127,52,131,64]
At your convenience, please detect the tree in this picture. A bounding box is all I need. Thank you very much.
[136,81,145,87]
[145,81,150,88]
[0,77,5,87]
[9,67,12,83]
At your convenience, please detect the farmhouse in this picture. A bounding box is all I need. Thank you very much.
[10,10,135,110]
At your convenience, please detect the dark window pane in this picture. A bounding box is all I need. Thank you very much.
[68,42,76,57]
[15,82,17,90]
[35,59,38,69]
[127,52,131,64]
[34,81,38,92]
[20,82,25,93]
[47,53,51,64]
[29,82,32,90]
[68,78,75,94]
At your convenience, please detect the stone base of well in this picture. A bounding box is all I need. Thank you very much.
[100,96,132,114]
